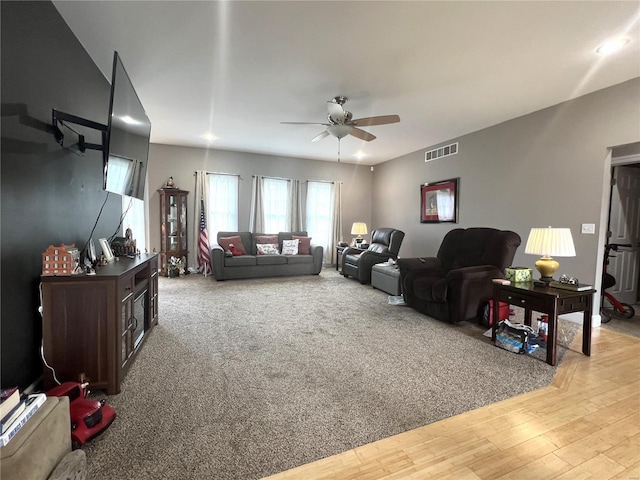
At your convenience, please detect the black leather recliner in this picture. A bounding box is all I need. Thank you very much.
[398,228,521,323]
[342,228,405,284]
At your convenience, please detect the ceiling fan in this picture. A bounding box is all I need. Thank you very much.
[281,96,400,143]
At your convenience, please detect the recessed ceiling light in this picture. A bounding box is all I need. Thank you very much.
[202,132,218,141]
[595,37,630,55]
[354,151,367,160]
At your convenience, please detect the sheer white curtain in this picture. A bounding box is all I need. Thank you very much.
[192,171,239,269]
[121,195,146,251]
[250,176,300,232]
[208,173,239,233]
[306,181,341,264]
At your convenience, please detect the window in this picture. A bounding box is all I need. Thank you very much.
[306,181,334,258]
[122,195,146,251]
[208,173,239,234]
[262,177,288,233]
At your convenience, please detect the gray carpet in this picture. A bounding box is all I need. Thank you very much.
[84,270,577,479]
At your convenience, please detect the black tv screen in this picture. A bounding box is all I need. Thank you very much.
[104,51,151,200]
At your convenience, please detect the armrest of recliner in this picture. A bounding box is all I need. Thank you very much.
[434,265,503,321]
[397,257,442,275]
[436,264,502,300]
[445,264,503,282]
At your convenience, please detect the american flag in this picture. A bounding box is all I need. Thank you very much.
[198,199,211,276]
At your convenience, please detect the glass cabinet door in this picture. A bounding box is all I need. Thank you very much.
[180,194,187,251]
[158,188,189,276]
[168,194,178,251]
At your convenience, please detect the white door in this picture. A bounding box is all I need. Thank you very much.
[608,165,640,304]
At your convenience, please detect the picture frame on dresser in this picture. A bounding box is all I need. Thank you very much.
[98,237,114,263]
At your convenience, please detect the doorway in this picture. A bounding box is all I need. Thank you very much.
[603,149,640,336]
[607,163,640,304]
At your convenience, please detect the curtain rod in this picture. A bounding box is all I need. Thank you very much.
[305,180,336,184]
[252,174,291,182]
[194,171,243,180]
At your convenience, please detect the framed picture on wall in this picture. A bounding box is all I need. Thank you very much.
[420,178,459,223]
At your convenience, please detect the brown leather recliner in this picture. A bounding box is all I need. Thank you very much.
[398,228,521,323]
[342,228,405,284]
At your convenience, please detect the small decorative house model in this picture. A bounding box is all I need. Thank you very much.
[42,244,80,275]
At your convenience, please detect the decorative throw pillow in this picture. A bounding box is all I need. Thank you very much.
[292,235,311,255]
[256,243,279,255]
[218,236,246,255]
[255,235,278,245]
[282,239,299,255]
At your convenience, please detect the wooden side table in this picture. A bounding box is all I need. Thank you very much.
[492,282,596,366]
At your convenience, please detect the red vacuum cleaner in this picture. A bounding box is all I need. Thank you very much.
[46,381,116,449]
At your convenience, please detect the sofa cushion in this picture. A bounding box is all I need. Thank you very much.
[292,235,311,255]
[256,255,287,265]
[224,255,257,267]
[219,236,247,255]
[286,254,313,265]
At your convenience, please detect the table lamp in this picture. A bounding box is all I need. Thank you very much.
[524,226,576,282]
[351,222,368,246]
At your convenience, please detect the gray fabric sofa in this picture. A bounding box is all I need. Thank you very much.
[211,231,323,280]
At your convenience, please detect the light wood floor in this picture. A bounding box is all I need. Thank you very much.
[265,327,640,480]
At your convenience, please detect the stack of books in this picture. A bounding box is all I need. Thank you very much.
[0,387,47,447]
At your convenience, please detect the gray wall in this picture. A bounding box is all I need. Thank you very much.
[146,144,374,261]
[372,78,640,290]
[1,1,121,390]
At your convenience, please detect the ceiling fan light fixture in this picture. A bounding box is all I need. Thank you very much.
[327,125,353,139]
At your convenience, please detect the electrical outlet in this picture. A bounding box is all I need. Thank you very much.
[581,223,596,234]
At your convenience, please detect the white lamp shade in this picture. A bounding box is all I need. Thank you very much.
[351,222,368,236]
[524,227,576,257]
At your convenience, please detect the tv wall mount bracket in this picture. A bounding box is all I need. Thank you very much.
[52,108,107,154]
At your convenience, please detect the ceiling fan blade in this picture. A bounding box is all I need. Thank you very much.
[327,101,346,124]
[351,115,400,127]
[281,121,331,126]
[349,127,376,142]
[311,130,330,142]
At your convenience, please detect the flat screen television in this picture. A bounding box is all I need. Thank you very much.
[103,51,151,200]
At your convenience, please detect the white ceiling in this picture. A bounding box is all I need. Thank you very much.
[52,1,640,165]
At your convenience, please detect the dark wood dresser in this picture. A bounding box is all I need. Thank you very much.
[41,254,158,394]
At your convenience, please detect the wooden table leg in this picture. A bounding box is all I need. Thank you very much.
[583,296,592,356]
[547,301,558,366]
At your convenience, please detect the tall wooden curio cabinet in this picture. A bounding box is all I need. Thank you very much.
[158,188,189,276]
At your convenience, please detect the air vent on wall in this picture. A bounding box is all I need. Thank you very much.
[425,142,458,162]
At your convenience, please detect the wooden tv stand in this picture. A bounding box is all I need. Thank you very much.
[41,254,158,394]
